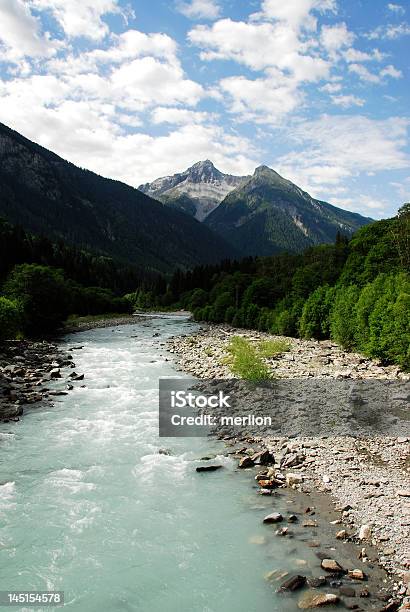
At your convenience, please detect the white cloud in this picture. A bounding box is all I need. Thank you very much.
[320,82,342,93]
[367,21,410,39]
[110,57,204,110]
[151,107,214,125]
[0,99,258,184]
[189,19,330,80]
[349,62,402,83]
[29,0,122,40]
[257,0,337,31]
[220,73,302,123]
[0,0,56,61]
[276,115,409,205]
[93,30,178,63]
[387,3,405,15]
[348,63,381,83]
[320,23,355,52]
[331,94,365,108]
[177,0,221,20]
[381,64,402,79]
[344,47,367,61]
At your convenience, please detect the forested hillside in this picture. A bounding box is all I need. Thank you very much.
[205,165,372,255]
[0,123,237,273]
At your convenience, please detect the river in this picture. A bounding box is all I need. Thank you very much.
[0,317,343,611]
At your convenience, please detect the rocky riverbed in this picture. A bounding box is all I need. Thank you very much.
[0,339,84,422]
[167,324,410,610]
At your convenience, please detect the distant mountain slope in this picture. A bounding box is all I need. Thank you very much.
[205,165,373,256]
[0,123,238,272]
[139,160,249,221]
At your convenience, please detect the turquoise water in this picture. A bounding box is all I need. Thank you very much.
[0,317,312,612]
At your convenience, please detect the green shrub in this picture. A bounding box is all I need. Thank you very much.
[224,305,236,323]
[258,338,291,357]
[0,296,22,341]
[364,272,410,368]
[299,285,335,339]
[232,307,245,328]
[213,291,234,321]
[225,336,272,381]
[354,276,384,352]
[330,285,360,349]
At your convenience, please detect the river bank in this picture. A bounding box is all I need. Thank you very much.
[167,323,410,609]
[0,339,81,422]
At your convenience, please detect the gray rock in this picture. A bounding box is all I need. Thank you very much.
[263,512,283,524]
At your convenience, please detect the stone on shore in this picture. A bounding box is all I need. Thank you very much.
[298,591,339,608]
[238,456,254,469]
[358,525,371,541]
[348,569,365,580]
[252,449,274,465]
[286,473,303,487]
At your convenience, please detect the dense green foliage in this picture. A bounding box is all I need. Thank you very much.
[0,296,22,341]
[158,208,409,370]
[1,263,133,337]
[0,218,163,339]
[3,264,71,334]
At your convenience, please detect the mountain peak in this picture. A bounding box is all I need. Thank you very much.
[254,165,283,180]
[186,160,223,183]
[139,161,249,221]
[191,159,215,169]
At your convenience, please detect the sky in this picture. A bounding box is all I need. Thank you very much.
[0,0,409,218]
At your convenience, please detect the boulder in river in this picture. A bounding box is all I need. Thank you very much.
[278,575,306,592]
[263,512,283,524]
[196,465,223,473]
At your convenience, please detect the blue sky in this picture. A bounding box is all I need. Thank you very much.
[0,0,409,218]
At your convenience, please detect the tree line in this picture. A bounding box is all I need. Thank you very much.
[0,219,166,338]
[130,204,409,370]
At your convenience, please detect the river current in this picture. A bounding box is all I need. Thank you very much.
[0,316,327,612]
